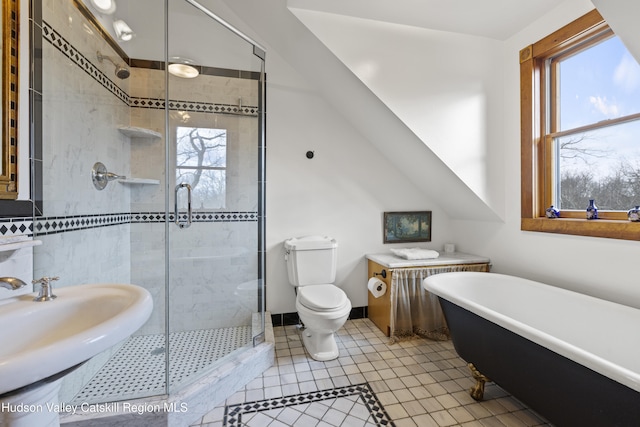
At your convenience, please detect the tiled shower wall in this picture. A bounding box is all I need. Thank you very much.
[129,67,260,335]
[35,0,261,336]
[0,218,35,301]
[36,0,262,403]
[34,1,132,286]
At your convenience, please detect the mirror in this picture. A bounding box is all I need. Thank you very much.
[0,0,19,200]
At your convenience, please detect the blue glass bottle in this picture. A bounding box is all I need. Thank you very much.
[545,205,560,218]
[628,206,640,222]
[586,199,598,220]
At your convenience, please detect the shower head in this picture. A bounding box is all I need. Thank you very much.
[97,51,130,79]
[114,64,131,79]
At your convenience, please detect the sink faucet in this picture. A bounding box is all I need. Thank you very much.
[32,276,59,302]
[0,277,28,290]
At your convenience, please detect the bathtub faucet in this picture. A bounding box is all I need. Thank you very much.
[0,277,28,290]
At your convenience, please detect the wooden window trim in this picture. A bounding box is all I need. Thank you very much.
[520,9,640,240]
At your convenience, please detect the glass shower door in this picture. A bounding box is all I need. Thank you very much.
[166,0,265,392]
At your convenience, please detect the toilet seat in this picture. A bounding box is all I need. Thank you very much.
[298,284,348,311]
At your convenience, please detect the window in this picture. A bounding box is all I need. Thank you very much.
[520,10,640,240]
[176,126,227,209]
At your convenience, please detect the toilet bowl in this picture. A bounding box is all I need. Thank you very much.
[296,284,352,361]
[284,236,352,361]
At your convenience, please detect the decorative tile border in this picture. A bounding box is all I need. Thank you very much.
[168,100,259,116]
[30,211,258,236]
[34,213,131,236]
[0,217,33,237]
[223,383,395,427]
[42,21,130,105]
[28,18,261,237]
[175,211,258,223]
[134,211,258,224]
[1,211,259,233]
[129,97,165,110]
[271,306,368,327]
[43,21,258,116]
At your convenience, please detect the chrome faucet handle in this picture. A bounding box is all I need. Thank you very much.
[32,276,59,302]
[0,277,28,290]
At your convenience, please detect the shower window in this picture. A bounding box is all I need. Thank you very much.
[176,126,227,209]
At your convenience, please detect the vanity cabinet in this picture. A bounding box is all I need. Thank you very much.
[366,252,490,337]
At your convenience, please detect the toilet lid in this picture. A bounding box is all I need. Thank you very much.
[298,285,348,311]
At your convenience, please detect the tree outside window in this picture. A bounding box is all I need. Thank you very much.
[176,126,227,209]
[554,34,640,211]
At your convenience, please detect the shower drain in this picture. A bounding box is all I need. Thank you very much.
[150,347,165,356]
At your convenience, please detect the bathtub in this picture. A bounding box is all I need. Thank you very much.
[423,272,640,427]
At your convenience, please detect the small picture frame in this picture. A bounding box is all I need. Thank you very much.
[383,211,432,243]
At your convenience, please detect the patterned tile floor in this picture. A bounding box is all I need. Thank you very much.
[190,318,552,427]
[73,326,252,404]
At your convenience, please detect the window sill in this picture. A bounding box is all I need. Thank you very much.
[522,217,640,241]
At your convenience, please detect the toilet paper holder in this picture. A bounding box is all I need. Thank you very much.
[374,269,387,279]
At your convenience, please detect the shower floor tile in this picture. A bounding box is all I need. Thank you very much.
[72,326,252,404]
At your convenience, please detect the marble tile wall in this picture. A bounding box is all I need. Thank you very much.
[36,1,131,286]
[21,0,263,402]
[129,67,261,334]
[34,0,262,327]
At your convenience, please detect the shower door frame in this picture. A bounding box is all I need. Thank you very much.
[29,0,266,404]
[163,0,267,394]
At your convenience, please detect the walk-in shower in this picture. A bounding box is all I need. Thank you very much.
[31,0,268,424]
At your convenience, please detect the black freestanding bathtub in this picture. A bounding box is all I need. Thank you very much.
[423,272,640,427]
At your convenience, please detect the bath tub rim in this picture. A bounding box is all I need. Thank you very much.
[423,271,640,393]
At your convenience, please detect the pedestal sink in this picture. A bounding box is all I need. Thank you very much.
[0,283,153,427]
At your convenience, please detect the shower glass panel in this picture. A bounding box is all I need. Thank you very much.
[33,0,265,405]
[166,0,265,392]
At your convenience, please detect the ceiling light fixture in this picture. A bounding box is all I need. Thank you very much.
[90,0,116,15]
[113,19,134,41]
[168,57,199,79]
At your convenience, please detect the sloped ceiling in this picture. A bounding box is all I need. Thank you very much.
[287,8,505,218]
[282,0,564,222]
[284,0,640,224]
[219,0,507,221]
[286,0,561,41]
[591,0,640,66]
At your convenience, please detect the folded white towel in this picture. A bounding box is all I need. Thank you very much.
[390,248,440,260]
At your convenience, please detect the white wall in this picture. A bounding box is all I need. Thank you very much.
[222,0,640,314]
[216,0,498,315]
[452,0,640,309]
[289,9,506,220]
[266,48,452,313]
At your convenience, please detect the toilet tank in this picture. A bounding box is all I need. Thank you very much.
[284,236,338,287]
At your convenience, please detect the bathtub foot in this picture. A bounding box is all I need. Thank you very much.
[468,363,490,401]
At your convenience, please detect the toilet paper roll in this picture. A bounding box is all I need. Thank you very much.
[367,277,387,298]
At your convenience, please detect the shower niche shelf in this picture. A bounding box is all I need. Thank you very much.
[118,126,162,139]
[118,178,160,185]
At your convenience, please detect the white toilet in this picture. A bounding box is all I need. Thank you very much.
[284,236,352,361]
